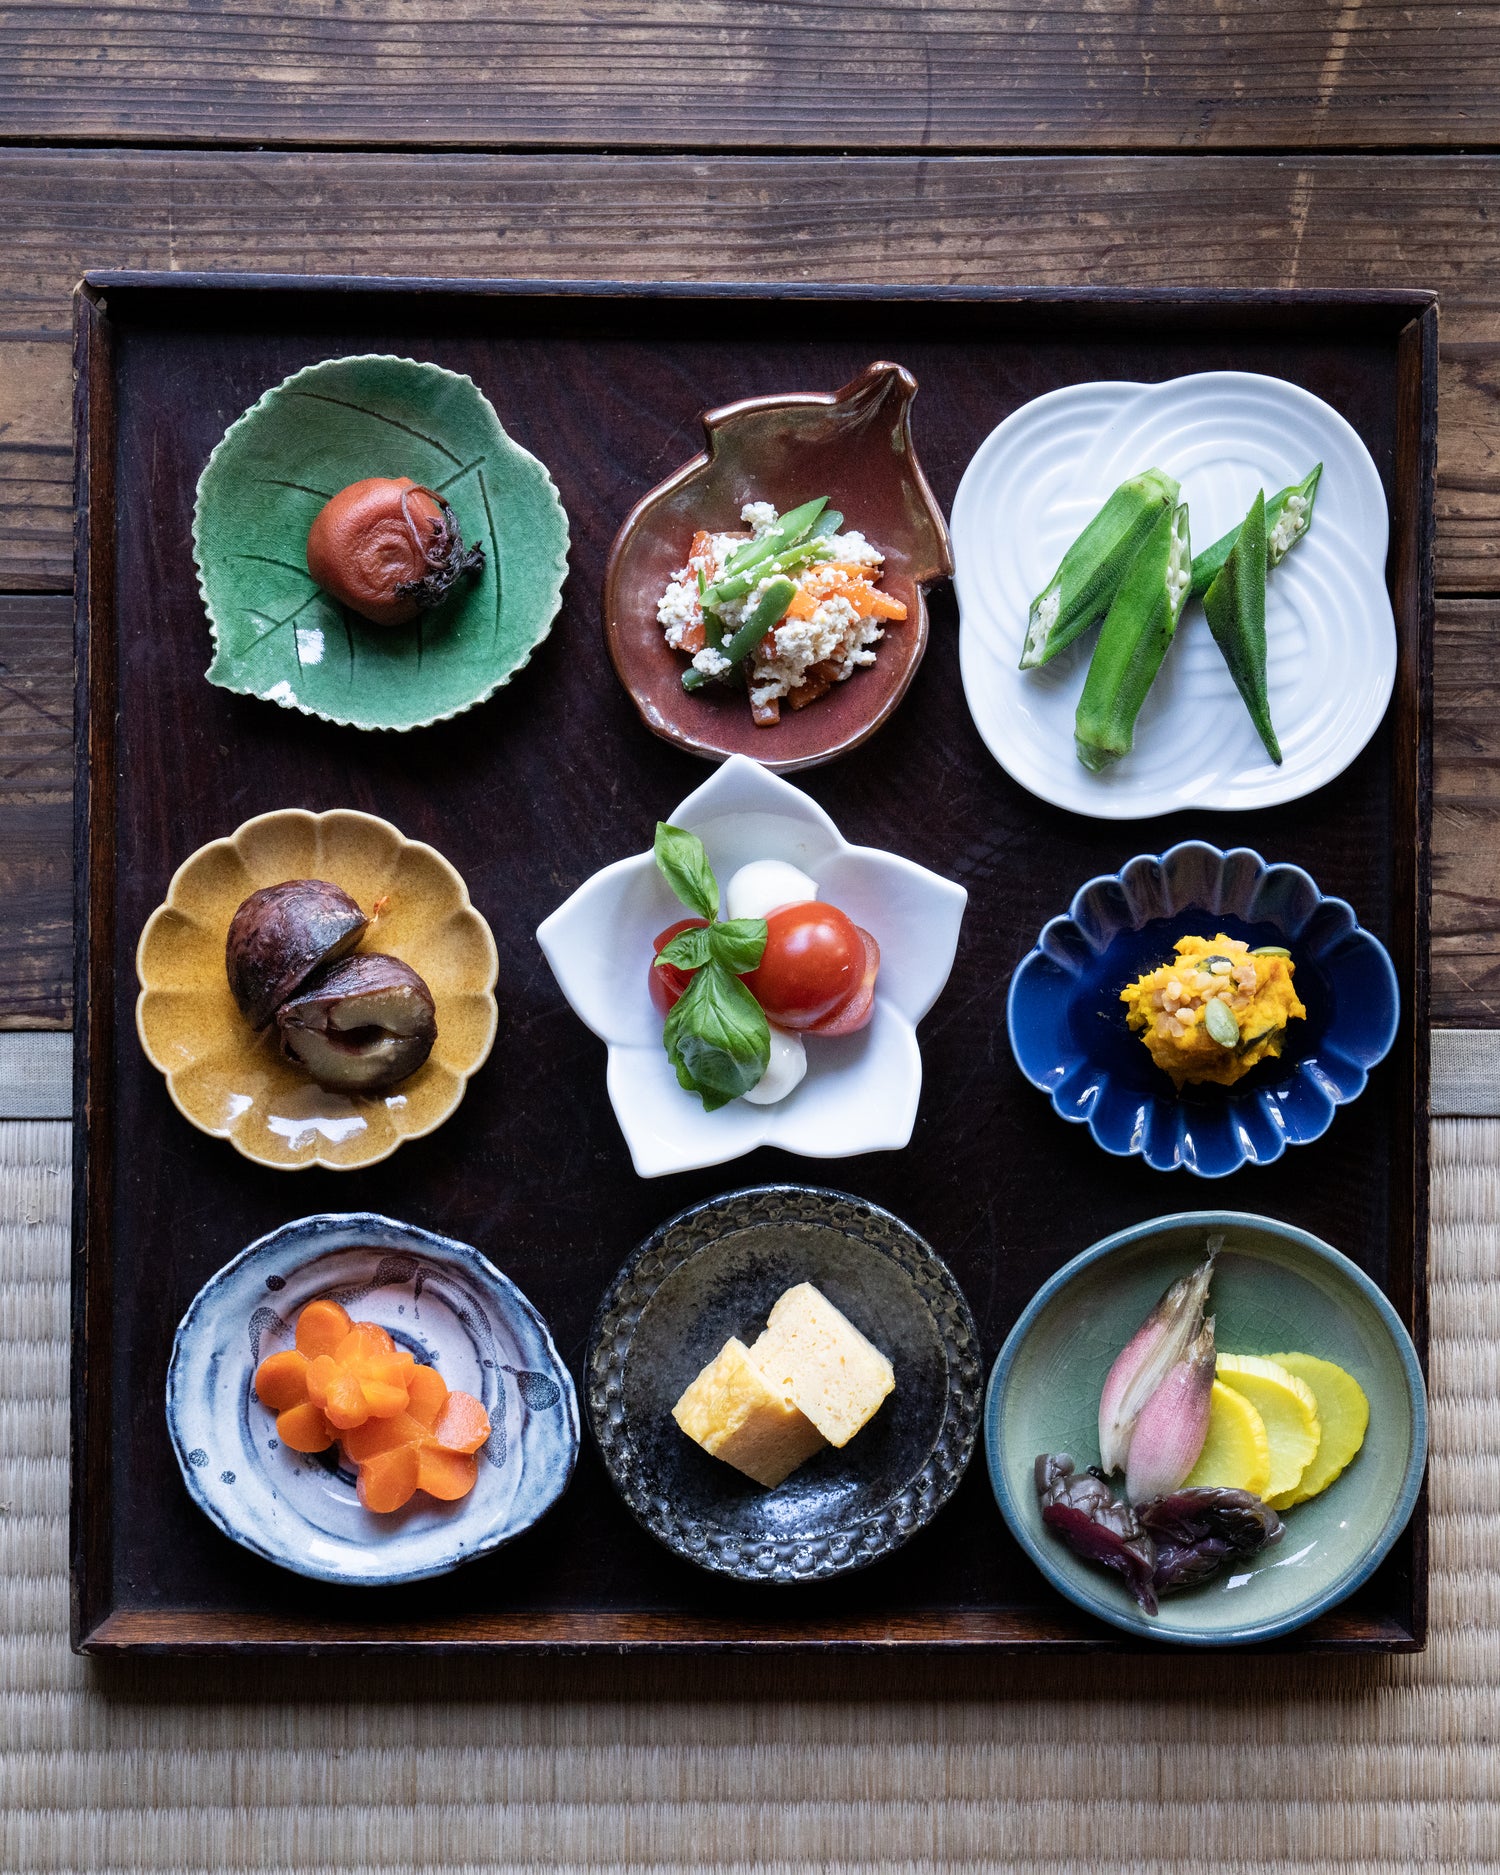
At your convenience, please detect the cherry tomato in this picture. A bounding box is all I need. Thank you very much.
[648,918,709,1016]
[742,902,863,1030]
[806,928,880,1036]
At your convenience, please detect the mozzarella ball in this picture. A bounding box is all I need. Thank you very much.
[725,860,818,923]
[740,1026,808,1106]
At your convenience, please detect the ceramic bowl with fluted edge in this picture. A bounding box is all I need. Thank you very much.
[193,353,570,732]
[1008,841,1399,1176]
[535,754,967,1179]
[166,1212,580,1587]
[953,371,1396,819]
[603,360,954,773]
[985,1209,1427,1646]
[136,808,498,1171]
[588,1185,982,1584]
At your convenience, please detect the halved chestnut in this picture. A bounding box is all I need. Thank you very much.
[225,880,369,1029]
[275,952,438,1093]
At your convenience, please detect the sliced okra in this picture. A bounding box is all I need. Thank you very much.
[1019,468,1179,670]
[1186,463,1322,606]
[1073,500,1192,773]
[1203,489,1280,766]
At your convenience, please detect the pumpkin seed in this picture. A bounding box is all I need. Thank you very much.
[1204,999,1240,1047]
[1249,945,1291,958]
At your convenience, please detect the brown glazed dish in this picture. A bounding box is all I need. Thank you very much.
[602,360,954,773]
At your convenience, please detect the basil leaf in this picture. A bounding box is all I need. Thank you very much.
[708,917,768,974]
[653,822,719,921]
[656,924,715,971]
[662,959,770,1111]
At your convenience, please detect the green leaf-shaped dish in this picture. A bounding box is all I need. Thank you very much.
[193,355,570,731]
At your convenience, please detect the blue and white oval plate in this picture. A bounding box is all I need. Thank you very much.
[166,1212,579,1585]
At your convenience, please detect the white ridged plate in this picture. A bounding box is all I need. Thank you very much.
[953,373,1396,820]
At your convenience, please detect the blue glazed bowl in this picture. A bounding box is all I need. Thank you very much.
[985,1209,1427,1646]
[166,1213,580,1586]
[1007,842,1399,1176]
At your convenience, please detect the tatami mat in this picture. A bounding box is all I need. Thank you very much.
[1,1114,1495,1871]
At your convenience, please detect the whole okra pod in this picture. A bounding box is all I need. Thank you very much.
[1203,488,1280,765]
[1074,501,1192,772]
[1185,463,1322,606]
[1020,468,1179,670]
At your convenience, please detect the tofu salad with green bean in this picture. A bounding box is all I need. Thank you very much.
[1021,463,1322,773]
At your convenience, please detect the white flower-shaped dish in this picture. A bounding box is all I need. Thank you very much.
[536,755,967,1178]
[953,372,1397,820]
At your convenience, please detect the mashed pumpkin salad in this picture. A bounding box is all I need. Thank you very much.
[656,497,906,727]
[1120,934,1306,1088]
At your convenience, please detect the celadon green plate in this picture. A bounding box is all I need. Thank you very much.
[986,1210,1426,1646]
[193,354,570,731]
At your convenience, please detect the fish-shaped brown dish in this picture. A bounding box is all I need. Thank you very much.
[603,361,954,773]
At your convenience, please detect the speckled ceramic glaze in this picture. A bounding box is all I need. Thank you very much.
[536,755,967,1178]
[194,353,570,732]
[588,1186,982,1583]
[136,808,498,1170]
[166,1213,579,1586]
[603,361,953,772]
[986,1210,1427,1645]
[1007,841,1399,1176]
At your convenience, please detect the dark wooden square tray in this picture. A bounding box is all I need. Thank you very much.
[72,276,1434,1654]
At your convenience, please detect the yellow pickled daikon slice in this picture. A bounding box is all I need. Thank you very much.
[1184,1379,1271,1497]
[1215,1354,1321,1503]
[1264,1353,1369,1508]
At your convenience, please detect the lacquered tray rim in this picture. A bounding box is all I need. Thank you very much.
[70,273,1435,1657]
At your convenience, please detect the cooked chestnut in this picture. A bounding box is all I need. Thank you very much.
[306,477,485,628]
[225,880,368,1029]
[275,953,438,1092]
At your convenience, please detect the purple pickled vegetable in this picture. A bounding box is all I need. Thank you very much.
[1035,1453,1159,1615]
[1139,1487,1284,1597]
[1124,1316,1216,1504]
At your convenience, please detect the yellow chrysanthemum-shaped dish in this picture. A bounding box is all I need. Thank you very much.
[136,809,497,1171]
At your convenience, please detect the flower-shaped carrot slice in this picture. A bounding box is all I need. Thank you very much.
[253,1301,416,1447]
[304,1320,416,1430]
[340,1366,490,1513]
[357,1444,421,1514]
[296,1298,353,1357]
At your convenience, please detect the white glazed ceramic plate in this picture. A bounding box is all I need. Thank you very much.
[536,755,967,1178]
[953,372,1396,819]
[166,1213,580,1585]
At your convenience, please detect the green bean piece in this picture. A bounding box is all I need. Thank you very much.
[1186,463,1322,606]
[1074,502,1192,772]
[1203,489,1280,766]
[701,499,828,608]
[681,576,797,691]
[702,539,833,612]
[1020,469,1179,670]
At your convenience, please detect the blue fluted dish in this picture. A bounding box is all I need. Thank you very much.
[1007,842,1399,1176]
[166,1213,579,1585]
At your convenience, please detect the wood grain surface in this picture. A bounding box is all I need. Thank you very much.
[1,152,1499,595]
[0,0,1494,152]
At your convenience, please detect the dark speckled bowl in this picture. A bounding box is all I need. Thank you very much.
[587,1186,981,1583]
